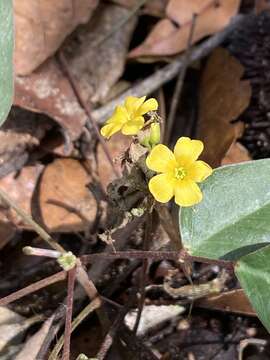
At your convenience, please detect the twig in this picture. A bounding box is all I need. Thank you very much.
[0,187,64,253]
[92,15,245,124]
[58,52,120,178]
[165,14,197,144]
[49,297,102,360]
[62,267,77,360]
[81,250,234,269]
[0,270,66,306]
[133,212,152,334]
[94,0,147,47]
[96,300,133,360]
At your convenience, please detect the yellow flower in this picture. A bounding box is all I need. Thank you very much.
[100,96,158,139]
[146,137,212,207]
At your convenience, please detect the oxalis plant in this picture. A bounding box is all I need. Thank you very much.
[101,95,270,333]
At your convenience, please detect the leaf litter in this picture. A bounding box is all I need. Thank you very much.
[1,1,270,359]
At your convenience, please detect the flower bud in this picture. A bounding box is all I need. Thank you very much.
[149,122,160,147]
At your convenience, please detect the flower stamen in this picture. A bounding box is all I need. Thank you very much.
[174,166,186,180]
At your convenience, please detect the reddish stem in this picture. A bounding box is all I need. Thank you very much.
[0,271,66,306]
[62,267,77,360]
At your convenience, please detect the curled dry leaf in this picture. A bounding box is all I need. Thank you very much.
[14,59,87,144]
[97,133,131,190]
[197,48,251,168]
[63,3,137,104]
[196,289,256,316]
[0,164,44,248]
[14,0,99,75]
[38,158,97,232]
[221,142,251,165]
[129,0,241,57]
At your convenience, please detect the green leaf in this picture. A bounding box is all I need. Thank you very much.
[180,159,270,260]
[236,245,270,332]
[0,0,13,126]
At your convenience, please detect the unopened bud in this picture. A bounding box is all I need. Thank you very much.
[57,251,76,271]
[149,122,160,147]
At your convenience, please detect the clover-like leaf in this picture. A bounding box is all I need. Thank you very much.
[180,159,270,260]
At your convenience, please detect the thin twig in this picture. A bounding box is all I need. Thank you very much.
[62,267,77,360]
[92,15,245,124]
[81,250,234,269]
[96,290,136,360]
[0,187,65,253]
[0,271,66,306]
[58,52,120,178]
[49,297,102,360]
[94,0,147,48]
[133,212,152,334]
[165,14,197,144]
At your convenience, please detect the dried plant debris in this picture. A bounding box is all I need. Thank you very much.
[14,0,99,75]
[14,59,87,144]
[129,0,240,58]
[62,3,137,105]
[0,108,51,178]
[37,158,97,233]
[228,12,270,158]
[197,47,251,167]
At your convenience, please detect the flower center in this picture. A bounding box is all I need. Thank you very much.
[174,166,186,180]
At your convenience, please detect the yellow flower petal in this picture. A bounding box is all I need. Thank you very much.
[136,98,158,116]
[174,180,202,207]
[187,160,212,182]
[100,122,123,138]
[174,137,204,166]
[125,96,146,115]
[121,116,144,135]
[107,105,128,124]
[148,173,174,203]
[146,144,177,173]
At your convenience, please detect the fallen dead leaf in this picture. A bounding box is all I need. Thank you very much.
[111,0,168,17]
[221,142,251,165]
[129,0,240,57]
[63,3,137,104]
[196,289,256,316]
[38,158,97,232]
[14,58,87,143]
[0,108,50,178]
[0,165,44,237]
[14,0,99,75]
[97,133,131,190]
[255,0,270,13]
[198,48,251,167]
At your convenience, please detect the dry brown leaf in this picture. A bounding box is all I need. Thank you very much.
[38,158,97,232]
[14,0,98,75]
[129,0,240,57]
[221,142,251,165]
[0,165,38,247]
[255,0,270,13]
[110,0,168,17]
[14,58,87,143]
[0,109,50,178]
[63,3,137,104]
[198,48,251,168]
[0,165,44,236]
[196,289,256,316]
[97,133,131,190]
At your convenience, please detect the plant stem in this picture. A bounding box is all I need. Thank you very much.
[0,187,65,253]
[0,271,66,306]
[62,267,76,360]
